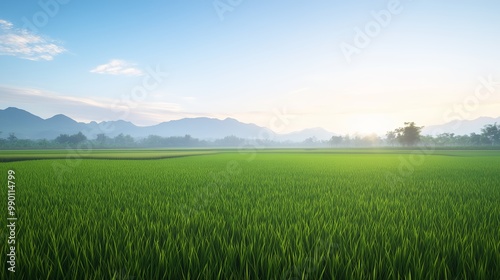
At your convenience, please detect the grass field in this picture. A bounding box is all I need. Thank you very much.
[1,149,499,279]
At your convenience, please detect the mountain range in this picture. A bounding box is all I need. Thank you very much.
[0,107,335,141]
[0,107,498,141]
[422,117,500,136]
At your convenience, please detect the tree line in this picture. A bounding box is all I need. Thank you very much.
[328,122,500,147]
[0,132,257,149]
[1,122,500,149]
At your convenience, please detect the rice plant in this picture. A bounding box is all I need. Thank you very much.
[0,150,499,279]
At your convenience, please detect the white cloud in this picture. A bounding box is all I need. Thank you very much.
[0,20,13,29]
[0,19,66,61]
[0,86,185,126]
[90,59,144,76]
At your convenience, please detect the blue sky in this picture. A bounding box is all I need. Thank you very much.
[1,0,499,134]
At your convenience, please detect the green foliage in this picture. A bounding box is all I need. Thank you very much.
[55,131,87,145]
[8,133,17,142]
[1,150,500,278]
[393,122,423,146]
[481,123,500,146]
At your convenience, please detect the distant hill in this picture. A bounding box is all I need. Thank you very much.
[0,107,87,139]
[0,107,334,141]
[422,117,500,136]
[143,117,276,140]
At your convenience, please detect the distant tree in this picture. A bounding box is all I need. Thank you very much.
[350,134,363,147]
[214,135,244,147]
[69,132,87,144]
[55,132,87,145]
[435,133,455,146]
[303,137,318,146]
[37,139,50,148]
[393,122,423,146]
[419,135,436,146]
[183,134,196,146]
[343,134,351,147]
[142,135,163,147]
[122,134,135,146]
[55,134,70,144]
[8,133,18,142]
[329,136,343,147]
[113,133,135,147]
[469,132,488,146]
[385,131,397,146]
[481,123,500,146]
[362,134,380,146]
[95,133,109,145]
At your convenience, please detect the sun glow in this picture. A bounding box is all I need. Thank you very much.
[347,114,394,136]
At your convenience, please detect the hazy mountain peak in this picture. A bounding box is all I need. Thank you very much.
[46,114,73,120]
[3,106,38,116]
[1,107,43,122]
[422,117,500,136]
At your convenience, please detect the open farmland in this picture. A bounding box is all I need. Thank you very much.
[1,149,499,279]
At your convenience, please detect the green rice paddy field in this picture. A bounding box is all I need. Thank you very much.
[1,149,499,279]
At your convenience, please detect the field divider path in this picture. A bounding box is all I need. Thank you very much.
[0,150,225,162]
